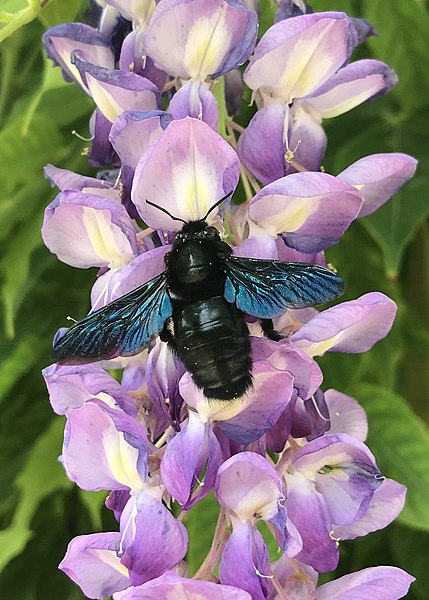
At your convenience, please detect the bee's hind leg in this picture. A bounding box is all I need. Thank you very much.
[260,318,286,341]
[159,320,177,351]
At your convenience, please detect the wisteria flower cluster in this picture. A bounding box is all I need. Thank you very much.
[41,1,417,598]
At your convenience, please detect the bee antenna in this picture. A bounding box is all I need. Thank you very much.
[145,200,187,224]
[203,190,233,221]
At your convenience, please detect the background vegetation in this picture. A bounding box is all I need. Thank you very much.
[0,0,428,597]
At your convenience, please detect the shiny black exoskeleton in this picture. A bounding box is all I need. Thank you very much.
[52,200,345,401]
[162,221,251,399]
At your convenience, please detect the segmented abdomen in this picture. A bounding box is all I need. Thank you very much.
[174,296,251,400]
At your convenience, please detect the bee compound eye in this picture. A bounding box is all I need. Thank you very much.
[204,227,218,237]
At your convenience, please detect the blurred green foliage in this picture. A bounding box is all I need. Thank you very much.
[0,0,428,598]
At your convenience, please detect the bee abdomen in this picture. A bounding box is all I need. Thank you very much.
[174,297,251,401]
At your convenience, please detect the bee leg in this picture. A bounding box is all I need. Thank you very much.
[160,321,177,351]
[260,319,285,341]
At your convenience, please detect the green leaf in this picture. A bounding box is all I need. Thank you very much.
[1,208,45,337]
[0,417,70,570]
[0,0,50,43]
[38,0,83,28]
[390,524,428,600]
[185,492,220,575]
[362,0,429,116]
[79,490,107,531]
[0,114,63,196]
[361,169,429,279]
[348,384,429,531]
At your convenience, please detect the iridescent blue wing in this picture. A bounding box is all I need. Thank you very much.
[52,273,172,364]
[223,256,345,318]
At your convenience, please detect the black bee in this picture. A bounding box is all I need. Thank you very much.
[52,194,345,400]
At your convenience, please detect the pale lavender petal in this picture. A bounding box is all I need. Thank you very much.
[119,492,188,585]
[115,572,252,599]
[42,191,138,269]
[304,59,397,119]
[216,360,295,444]
[132,118,240,229]
[63,400,148,491]
[44,164,112,192]
[293,433,382,526]
[325,389,368,441]
[143,0,258,79]
[285,472,338,572]
[106,0,155,25]
[109,110,171,217]
[237,103,287,185]
[338,153,418,217]
[244,12,357,101]
[333,479,406,540]
[42,363,136,416]
[72,53,160,122]
[215,451,283,521]
[90,246,169,312]
[110,110,171,170]
[59,532,129,599]
[160,411,222,506]
[42,23,115,91]
[220,520,270,600]
[169,81,218,130]
[291,293,397,356]
[249,172,362,252]
[269,556,317,600]
[317,566,414,600]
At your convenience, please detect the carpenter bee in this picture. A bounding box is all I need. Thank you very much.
[52,194,345,400]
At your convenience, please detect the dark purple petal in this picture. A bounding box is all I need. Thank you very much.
[285,473,338,572]
[220,521,270,600]
[89,109,118,167]
[237,103,287,185]
[216,360,295,444]
[160,411,223,507]
[169,81,218,130]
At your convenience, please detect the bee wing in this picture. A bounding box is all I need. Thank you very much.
[52,273,172,364]
[223,255,345,318]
